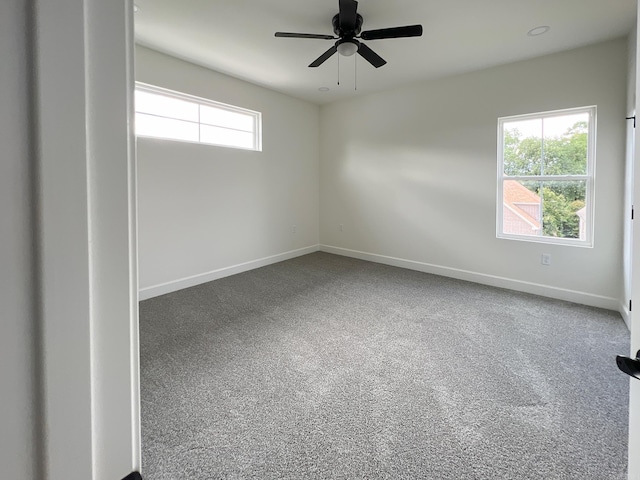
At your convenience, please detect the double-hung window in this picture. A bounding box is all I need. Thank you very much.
[135,83,262,151]
[497,106,596,246]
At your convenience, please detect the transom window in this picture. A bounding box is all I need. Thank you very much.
[135,83,262,151]
[497,106,596,246]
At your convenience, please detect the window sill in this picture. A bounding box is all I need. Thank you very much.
[497,233,593,248]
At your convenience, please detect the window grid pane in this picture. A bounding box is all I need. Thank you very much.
[502,180,542,237]
[135,90,199,122]
[503,119,542,176]
[135,113,199,143]
[542,113,589,176]
[199,104,255,133]
[541,180,587,240]
[200,125,255,150]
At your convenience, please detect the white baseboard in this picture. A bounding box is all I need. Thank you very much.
[140,243,624,315]
[320,244,620,312]
[139,245,320,300]
[619,301,632,331]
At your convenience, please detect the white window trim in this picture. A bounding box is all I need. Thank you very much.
[134,82,262,151]
[496,105,596,247]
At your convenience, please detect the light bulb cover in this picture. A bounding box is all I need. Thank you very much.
[337,41,358,56]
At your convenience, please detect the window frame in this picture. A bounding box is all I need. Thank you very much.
[496,105,596,247]
[134,82,262,151]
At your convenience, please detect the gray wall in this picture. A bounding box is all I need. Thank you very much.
[0,1,38,479]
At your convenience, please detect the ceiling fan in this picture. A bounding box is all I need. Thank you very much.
[275,0,423,68]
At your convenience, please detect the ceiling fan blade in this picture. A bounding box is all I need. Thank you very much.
[357,43,386,68]
[361,24,423,40]
[309,45,338,67]
[339,0,358,32]
[275,32,336,40]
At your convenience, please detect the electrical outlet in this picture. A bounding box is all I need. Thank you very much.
[292,224,297,234]
[541,253,551,266]
[339,224,344,232]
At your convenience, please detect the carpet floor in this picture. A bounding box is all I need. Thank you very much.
[140,252,629,479]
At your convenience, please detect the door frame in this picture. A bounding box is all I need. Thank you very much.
[35,1,140,478]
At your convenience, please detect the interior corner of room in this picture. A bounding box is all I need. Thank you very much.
[136,38,628,315]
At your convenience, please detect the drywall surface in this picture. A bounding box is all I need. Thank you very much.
[320,39,627,307]
[0,1,38,479]
[36,0,94,475]
[136,46,320,293]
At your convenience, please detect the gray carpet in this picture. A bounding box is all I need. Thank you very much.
[140,252,630,479]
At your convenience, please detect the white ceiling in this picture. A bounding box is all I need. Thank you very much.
[134,0,637,105]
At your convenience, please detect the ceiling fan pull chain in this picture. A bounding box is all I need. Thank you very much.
[355,55,357,91]
[337,55,340,86]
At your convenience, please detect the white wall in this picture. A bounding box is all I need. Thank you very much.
[136,46,320,298]
[320,39,627,309]
[0,1,39,479]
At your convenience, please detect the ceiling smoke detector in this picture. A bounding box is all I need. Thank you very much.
[527,26,550,37]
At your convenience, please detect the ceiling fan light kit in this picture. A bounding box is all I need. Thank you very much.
[337,40,359,56]
[275,0,422,69]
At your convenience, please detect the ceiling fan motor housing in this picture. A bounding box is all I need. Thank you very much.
[332,13,363,37]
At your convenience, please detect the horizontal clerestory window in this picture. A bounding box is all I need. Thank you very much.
[135,83,262,151]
